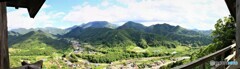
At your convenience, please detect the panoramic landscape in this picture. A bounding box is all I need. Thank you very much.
[5,0,236,69]
[9,21,213,69]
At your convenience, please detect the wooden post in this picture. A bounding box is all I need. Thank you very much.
[236,0,240,59]
[0,2,9,69]
[200,63,205,69]
[221,53,225,69]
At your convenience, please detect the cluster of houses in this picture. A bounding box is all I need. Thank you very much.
[61,40,191,69]
[71,40,85,54]
[107,59,168,69]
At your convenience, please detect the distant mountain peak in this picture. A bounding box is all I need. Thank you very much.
[66,21,118,31]
[125,21,141,25]
[117,21,146,31]
[37,30,44,33]
[126,21,137,23]
[88,21,109,24]
[155,23,171,26]
[11,27,67,35]
[82,21,111,29]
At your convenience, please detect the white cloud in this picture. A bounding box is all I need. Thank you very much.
[42,4,50,9]
[7,9,35,29]
[101,0,110,7]
[63,0,230,30]
[7,4,65,30]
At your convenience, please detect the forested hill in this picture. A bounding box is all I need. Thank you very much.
[8,30,70,52]
[64,21,212,47]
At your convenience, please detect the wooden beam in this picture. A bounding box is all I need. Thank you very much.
[0,2,9,69]
[225,51,236,61]
[225,0,236,19]
[236,0,240,59]
[6,0,46,18]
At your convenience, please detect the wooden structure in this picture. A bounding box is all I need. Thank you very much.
[0,0,45,69]
[226,0,238,59]
[173,44,236,69]
[173,0,240,69]
[7,0,46,18]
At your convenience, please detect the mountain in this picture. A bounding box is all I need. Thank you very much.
[194,30,213,35]
[9,21,212,49]
[10,28,30,34]
[65,25,80,31]
[64,27,176,48]
[64,27,84,37]
[66,21,118,31]
[8,31,21,37]
[64,22,212,47]
[11,27,67,35]
[82,21,117,29]
[146,23,212,46]
[146,23,179,35]
[117,21,146,31]
[9,30,70,56]
[8,31,21,45]
[38,27,67,35]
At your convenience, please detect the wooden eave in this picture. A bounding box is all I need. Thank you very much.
[225,0,236,19]
[6,0,46,18]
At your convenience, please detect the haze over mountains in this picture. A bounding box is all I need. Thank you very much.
[10,21,212,35]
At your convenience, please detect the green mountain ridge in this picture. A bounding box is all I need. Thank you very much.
[65,27,177,48]
[117,21,146,31]
[9,21,212,49]
[9,30,71,56]
[65,21,118,31]
[64,22,211,48]
[11,27,67,35]
[146,24,211,46]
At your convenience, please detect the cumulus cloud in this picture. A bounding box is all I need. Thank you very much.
[101,0,110,7]
[63,0,230,30]
[7,4,65,30]
[7,9,35,29]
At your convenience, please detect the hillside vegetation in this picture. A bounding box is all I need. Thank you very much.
[65,21,212,48]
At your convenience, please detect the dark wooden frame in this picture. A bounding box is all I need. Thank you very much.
[0,2,9,69]
[0,0,45,69]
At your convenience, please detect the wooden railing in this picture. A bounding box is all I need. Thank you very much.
[173,44,236,69]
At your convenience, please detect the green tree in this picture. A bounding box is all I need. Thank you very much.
[212,16,235,50]
[138,39,148,49]
[192,16,235,60]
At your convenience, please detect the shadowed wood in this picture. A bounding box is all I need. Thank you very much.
[225,51,236,61]
[0,0,45,69]
[0,2,9,69]
[225,0,236,19]
[236,0,240,59]
[6,0,46,18]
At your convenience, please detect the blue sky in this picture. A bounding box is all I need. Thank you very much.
[7,0,230,30]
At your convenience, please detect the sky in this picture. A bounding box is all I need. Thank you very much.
[7,0,230,30]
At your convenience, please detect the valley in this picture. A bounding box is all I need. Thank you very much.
[60,39,194,69]
[8,21,211,69]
